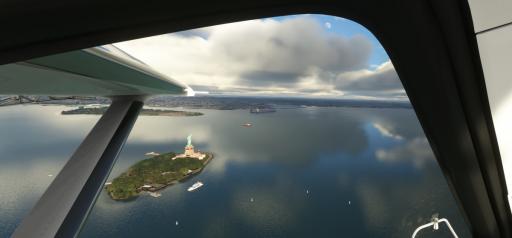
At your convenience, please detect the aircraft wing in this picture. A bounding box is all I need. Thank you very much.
[0,44,188,96]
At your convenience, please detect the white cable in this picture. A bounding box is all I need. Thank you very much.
[411,218,459,238]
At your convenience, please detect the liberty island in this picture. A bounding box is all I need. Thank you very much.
[105,135,213,200]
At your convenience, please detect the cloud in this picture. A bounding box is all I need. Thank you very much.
[239,71,303,86]
[206,17,372,85]
[172,28,212,39]
[115,15,402,98]
[335,61,405,97]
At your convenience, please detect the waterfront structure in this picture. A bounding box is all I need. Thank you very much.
[173,134,206,160]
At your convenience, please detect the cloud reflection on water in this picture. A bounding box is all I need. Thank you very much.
[376,138,433,169]
[0,104,463,237]
[0,105,99,234]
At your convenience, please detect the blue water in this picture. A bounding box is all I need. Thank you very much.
[0,105,471,237]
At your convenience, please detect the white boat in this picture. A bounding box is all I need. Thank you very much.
[145,151,160,156]
[149,192,161,198]
[187,181,204,192]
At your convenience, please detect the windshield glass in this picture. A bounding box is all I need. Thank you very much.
[1,14,470,238]
[80,14,470,237]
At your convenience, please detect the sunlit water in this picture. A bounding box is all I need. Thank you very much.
[0,104,470,237]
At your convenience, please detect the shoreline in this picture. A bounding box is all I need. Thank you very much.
[107,152,213,201]
[61,106,203,117]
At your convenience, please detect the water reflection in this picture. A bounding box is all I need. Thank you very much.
[0,105,470,237]
[0,105,99,235]
[83,106,469,237]
[376,138,433,168]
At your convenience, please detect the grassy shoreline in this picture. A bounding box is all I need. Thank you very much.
[106,152,213,200]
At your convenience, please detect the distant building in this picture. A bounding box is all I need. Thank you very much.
[173,134,206,160]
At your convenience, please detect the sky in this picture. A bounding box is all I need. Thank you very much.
[115,14,406,100]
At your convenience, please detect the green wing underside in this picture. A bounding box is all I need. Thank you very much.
[0,47,187,96]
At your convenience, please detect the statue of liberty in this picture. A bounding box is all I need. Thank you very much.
[187,134,193,147]
[184,134,195,156]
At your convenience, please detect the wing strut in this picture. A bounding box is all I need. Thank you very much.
[12,96,143,238]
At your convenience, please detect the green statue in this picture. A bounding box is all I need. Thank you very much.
[187,134,193,146]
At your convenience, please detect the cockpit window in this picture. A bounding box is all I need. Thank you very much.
[0,14,470,237]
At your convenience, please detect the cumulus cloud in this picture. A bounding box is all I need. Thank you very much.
[335,61,405,97]
[115,15,402,98]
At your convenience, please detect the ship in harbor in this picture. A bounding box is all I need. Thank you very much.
[187,181,204,192]
[250,106,276,113]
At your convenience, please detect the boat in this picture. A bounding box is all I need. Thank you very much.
[242,123,253,127]
[250,107,276,113]
[145,151,160,156]
[148,192,161,198]
[187,181,204,192]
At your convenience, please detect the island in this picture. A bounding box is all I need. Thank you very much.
[105,135,212,200]
[61,106,203,116]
